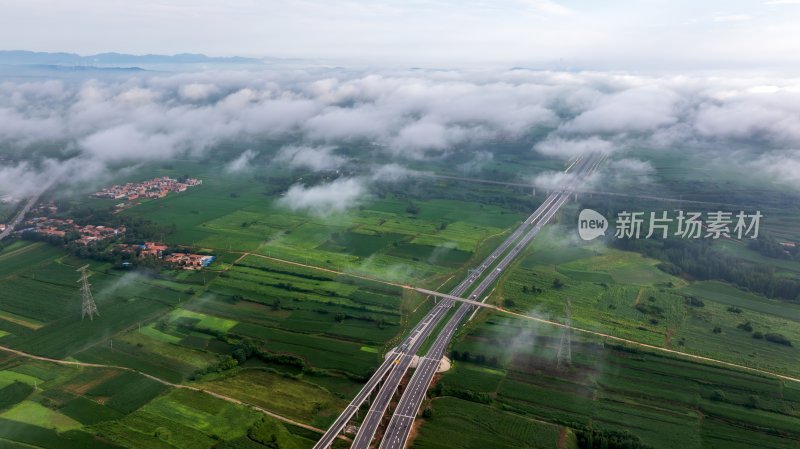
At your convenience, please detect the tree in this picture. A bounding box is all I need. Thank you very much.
[422,407,434,419]
[552,278,564,289]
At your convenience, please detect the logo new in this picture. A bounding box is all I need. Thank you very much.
[578,209,607,241]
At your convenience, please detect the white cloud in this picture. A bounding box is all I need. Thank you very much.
[370,163,416,182]
[179,83,219,101]
[747,150,800,189]
[4,68,800,199]
[79,125,186,162]
[534,136,615,159]
[278,177,367,216]
[562,86,680,134]
[274,145,346,171]
[529,170,599,191]
[225,149,256,173]
[457,151,494,174]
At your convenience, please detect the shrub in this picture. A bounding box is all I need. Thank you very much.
[764,333,792,347]
[685,296,705,307]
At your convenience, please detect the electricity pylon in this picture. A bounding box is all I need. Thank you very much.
[557,297,572,368]
[77,265,99,320]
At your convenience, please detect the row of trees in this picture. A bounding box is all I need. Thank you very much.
[613,237,800,302]
[576,428,653,449]
[450,350,500,367]
[748,234,800,261]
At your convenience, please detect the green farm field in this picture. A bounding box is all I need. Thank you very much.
[431,314,800,449]
[2,149,800,449]
[488,225,800,376]
[0,354,321,449]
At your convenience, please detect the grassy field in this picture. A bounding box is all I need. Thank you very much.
[194,368,348,428]
[488,225,800,376]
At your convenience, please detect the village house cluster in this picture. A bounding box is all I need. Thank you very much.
[164,252,215,270]
[118,241,214,270]
[23,217,126,245]
[92,176,202,201]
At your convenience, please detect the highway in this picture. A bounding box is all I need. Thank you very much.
[346,193,564,449]
[314,194,568,449]
[314,154,596,449]
[378,155,599,449]
[311,297,453,449]
[0,178,58,241]
[313,192,561,449]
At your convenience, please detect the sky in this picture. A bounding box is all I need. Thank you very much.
[2,0,800,68]
[2,2,800,214]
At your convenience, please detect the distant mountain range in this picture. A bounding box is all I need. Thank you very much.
[0,50,262,66]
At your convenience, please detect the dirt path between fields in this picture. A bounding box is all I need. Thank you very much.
[502,310,800,384]
[633,287,644,306]
[231,252,800,384]
[556,427,568,449]
[0,344,347,441]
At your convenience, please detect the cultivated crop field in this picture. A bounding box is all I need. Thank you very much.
[0,244,194,360]
[3,149,800,449]
[109,159,528,285]
[0,354,320,449]
[432,314,800,449]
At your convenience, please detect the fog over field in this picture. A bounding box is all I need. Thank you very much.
[2,68,800,211]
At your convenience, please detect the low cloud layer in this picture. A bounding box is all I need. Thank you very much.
[2,68,800,199]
